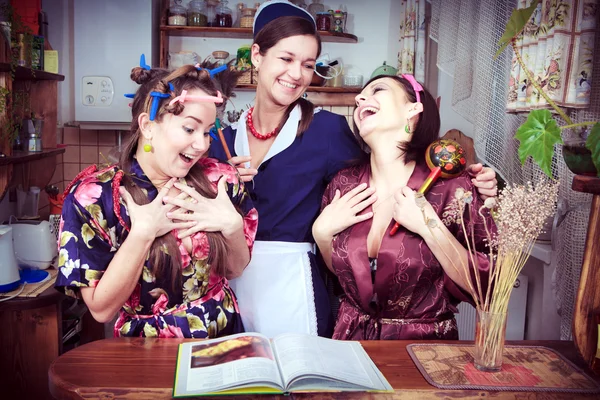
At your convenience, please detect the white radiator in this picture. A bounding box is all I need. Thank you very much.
[456,275,528,340]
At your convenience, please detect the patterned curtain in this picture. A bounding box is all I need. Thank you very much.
[507,0,597,112]
[398,0,427,82]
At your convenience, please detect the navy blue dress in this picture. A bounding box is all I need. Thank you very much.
[209,108,363,336]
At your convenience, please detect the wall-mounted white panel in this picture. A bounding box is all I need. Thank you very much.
[73,0,159,124]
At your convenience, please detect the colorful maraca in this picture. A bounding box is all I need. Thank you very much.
[389,138,467,235]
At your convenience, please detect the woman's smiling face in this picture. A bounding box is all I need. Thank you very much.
[144,88,216,180]
[253,34,319,107]
[353,77,412,141]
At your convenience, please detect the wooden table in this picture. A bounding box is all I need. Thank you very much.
[571,175,600,367]
[49,338,599,399]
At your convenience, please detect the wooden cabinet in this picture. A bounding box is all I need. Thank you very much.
[0,63,65,199]
[0,287,65,400]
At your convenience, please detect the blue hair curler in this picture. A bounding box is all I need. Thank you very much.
[195,64,228,78]
[149,92,171,121]
[140,54,151,70]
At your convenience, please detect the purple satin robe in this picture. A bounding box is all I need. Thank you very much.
[322,161,496,340]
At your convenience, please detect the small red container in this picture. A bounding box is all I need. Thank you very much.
[316,12,331,32]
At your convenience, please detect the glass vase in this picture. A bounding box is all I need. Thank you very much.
[474,309,507,372]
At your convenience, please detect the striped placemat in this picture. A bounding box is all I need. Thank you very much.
[407,343,600,394]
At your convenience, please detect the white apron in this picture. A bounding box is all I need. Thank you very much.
[229,241,318,338]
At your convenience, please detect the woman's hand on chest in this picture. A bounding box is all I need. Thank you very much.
[119,178,197,240]
[163,178,243,240]
[392,187,441,237]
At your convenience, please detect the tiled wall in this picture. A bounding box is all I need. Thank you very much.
[62,126,119,182]
[40,127,120,219]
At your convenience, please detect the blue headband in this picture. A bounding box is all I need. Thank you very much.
[253,1,316,38]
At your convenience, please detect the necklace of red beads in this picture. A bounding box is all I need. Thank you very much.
[247,107,279,140]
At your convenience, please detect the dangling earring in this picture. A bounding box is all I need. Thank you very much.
[404,118,412,134]
[143,142,152,152]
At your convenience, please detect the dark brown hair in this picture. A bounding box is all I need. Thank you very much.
[352,75,440,163]
[120,64,239,294]
[254,15,322,135]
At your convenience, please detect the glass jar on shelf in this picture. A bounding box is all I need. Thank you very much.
[168,0,187,26]
[187,0,208,27]
[215,0,233,27]
[233,2,244,27]
[316,12,331,32]
[205,0,218,27]
[240,7,256,29]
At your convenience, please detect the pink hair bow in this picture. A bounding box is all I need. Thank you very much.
[169,89,224,106]
[401,74,423,103]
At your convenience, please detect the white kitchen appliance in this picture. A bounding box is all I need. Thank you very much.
[73,0,160,125]
[11,221,58,270]
[0,225,21,293]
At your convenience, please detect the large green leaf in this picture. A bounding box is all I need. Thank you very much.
[495,1,539,59]
[515,109,563,178]
[585,123,600,177]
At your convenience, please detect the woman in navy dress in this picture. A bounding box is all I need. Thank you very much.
[209,0,497,338]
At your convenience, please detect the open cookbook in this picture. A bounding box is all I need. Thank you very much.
[173,332,394,397]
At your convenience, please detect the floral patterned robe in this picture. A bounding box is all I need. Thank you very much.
[322,161,495,340]
[55,158,258,338]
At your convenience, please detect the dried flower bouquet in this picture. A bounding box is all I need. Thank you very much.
[418,180,559,370]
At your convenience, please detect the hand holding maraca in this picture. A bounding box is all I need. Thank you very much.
[389,139,467,235]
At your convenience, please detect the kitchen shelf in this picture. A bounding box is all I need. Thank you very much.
[0,148,65,166]
[0,63,65,81]
[160,25,358,43]
[235,84,361,93]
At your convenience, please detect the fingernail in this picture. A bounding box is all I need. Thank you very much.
[163,196,169,201]
[167,212,172,217]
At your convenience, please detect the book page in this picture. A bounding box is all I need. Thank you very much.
[272,333,391,391]
[173,332,285,396]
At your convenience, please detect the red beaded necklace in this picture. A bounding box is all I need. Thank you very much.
[247,107,279,140]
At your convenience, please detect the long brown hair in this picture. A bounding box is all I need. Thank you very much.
[120,64,239,293]
[254,15,322,135]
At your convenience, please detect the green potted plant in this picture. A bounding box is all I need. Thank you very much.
[496,1,600,178]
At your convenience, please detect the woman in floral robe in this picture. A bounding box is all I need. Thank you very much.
[55,64,258,338]
[313,75,496,340]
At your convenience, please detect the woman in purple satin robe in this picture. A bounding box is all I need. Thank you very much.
[312,75,496,340]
